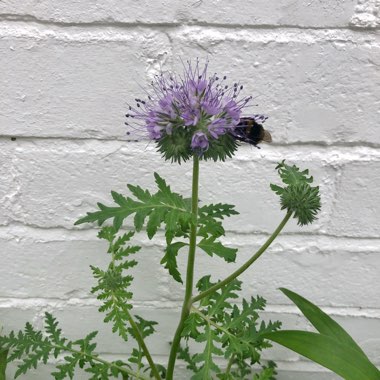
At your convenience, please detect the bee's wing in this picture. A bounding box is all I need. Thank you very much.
[262,129,272,143]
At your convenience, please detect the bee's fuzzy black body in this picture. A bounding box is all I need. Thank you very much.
[231,116,272,147]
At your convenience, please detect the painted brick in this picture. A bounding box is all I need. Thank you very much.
[169,27,380,145]
[350,0,380,28]
[0,144,15,225]
[1,27,379,146]
[0,230,170,301]
[0,0,357,27]
[1,140,341,234]
[168,235,380,308]
[1,228,379,308]
[0,26,170,139]
[328,160,380,237]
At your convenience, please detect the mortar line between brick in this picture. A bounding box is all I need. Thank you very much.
[0,134,380,154]
[0,15,379,32]
[2,135,380,150]
[1,297,380,315]
[2,221,380,241]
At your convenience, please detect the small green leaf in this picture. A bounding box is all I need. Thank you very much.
[263,331,380,380]
[198,238,237,263]
[177,345,199,373]
[280,288,369,359]
[198,203,239,219]
[182,313,202,339]
[161,242,187,283]
[275,160,313,186]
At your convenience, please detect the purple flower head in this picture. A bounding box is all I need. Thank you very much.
[126,60,253,161]
[191,131,209,151]
[208,118,227,139]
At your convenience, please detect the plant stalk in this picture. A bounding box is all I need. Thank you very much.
[192,211,292,304]
[0,349,7,380]
[127,313,161,380]
[225,353,235,375]
[166,155,200,380]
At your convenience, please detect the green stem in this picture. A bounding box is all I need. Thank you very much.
[225,353,235,375]
[0,349,7,380]
[192,211,292,304]
[166,155,200,380]
[126,313,161,380]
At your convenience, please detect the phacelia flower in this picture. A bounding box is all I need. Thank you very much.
[125,60,253,163]
[191,131,209,150]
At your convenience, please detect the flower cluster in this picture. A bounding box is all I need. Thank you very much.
[125,61,253,162]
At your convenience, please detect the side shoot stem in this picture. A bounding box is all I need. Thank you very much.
[192,211,292,304]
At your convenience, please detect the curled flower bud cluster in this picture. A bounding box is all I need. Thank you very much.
[126,61,253,163]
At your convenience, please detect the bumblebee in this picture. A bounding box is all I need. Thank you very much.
[231,116,272,147]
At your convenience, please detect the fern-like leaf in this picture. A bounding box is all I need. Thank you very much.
[75,173,193,244]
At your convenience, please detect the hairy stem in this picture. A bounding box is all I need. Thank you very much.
[192,211,292,303]
[166,155,200,380]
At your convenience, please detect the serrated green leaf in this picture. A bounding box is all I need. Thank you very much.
[127,184,151,202]
[146,208,164,239]
[263,331,380,380]
[198,238,237,263]
[177,345,199,373]
[252,361,277,380]
[269,184,283,195]
[275,160,313,186]
[129,316,158,339]
[75,173,192,243]
[192,325,223,380]
[182,313,202,339]
[161,241,187,283]
[208,280,241,317]
[91,227,140,342]
[154,172,171,196]
[198,203,239,219]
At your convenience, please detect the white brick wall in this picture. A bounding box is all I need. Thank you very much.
[0,1,379,378]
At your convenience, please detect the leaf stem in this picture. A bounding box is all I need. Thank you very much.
[192,211,292,304]
[225,353,235,375]
[190,306,233,338]
[166,155,200,380]
[126,312,161,380]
